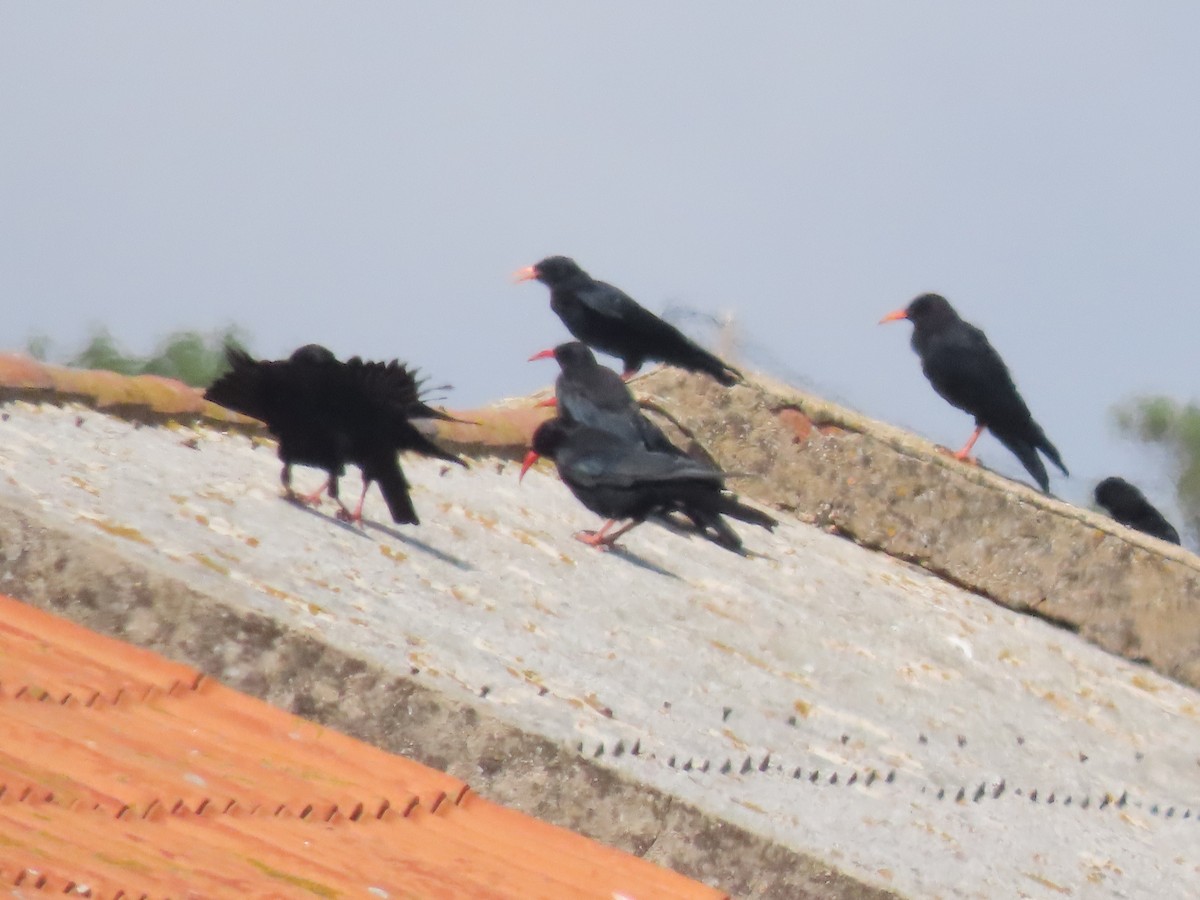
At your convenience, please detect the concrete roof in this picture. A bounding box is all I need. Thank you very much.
[0,374,1197,899]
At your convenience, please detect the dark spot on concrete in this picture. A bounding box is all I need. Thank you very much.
[477,755,503,777]
[75,587,99,611]
[292,692,320,719]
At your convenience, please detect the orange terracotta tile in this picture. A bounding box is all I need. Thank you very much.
[0,594,726,898]
[0,355,55,390]
[126,373,206,415]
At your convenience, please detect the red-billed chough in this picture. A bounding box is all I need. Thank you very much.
[204,345,466,524]
[880,293,1067,493]
[529,341,684,456]
[519,416,775,552]
[514,255,742,385]
[1094,476,1181,545]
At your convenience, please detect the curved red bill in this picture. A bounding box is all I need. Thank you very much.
[527,348,556,361]
[534,396,558,408]
[513,265,538,283]
[878,308,909,324]
[519,450,540,482]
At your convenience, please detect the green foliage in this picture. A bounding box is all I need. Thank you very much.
[1113,396,1200,541]
[25,333,51,362]
[38,326,250,388]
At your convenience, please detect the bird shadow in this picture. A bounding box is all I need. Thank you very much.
[606,545,682,580]
[649,513,773,561]
[284,498,373,537]
[363,521,474,571]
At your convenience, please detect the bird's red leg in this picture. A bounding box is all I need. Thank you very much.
[953,424,984,464]
[574,519,618,549]
[337,483,369,524]
[597,520,640,546]
[282,466,328,506]
[934,425,984,464]
[298,479,330,506]
[574,519,640,550]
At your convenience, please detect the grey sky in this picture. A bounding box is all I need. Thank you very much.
[2,4,1198,523]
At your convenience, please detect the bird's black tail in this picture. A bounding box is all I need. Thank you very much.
[661,325,743,385]
[369,460,419,525]
[690,347,742,386]
[405,427,470,469]
[992,413,1067,492]
[684,509,744,552]
[716,492,778,531]
[1038,435,1069,478]
[992,431,1051,493]
[678,492,776,553]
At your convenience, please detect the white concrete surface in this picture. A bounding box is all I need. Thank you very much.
[1,400,1198,899]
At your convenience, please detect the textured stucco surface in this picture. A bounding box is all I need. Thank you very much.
[0,389,1198,899]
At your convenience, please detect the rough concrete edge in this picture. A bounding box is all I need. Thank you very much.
[0,499,902,900]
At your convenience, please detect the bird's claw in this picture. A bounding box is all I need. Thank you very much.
[335,506,363,525]
[573,530,616,551]
[934,446,979,466]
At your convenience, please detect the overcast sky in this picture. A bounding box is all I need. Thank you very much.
[2,4,1198,526]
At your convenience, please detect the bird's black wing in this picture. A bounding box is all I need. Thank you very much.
[553,279,740,383]
[203,348,278,424]
[343,357,467,423]
[569,279,649,322]
[919,323,1067,485]
[561,435,723,491]
[918,323,1032,425]
[341,356,468,468]
[570,282,703,354]
[559,392,643,444]
[205,348,336,435]
[555,360,688,456]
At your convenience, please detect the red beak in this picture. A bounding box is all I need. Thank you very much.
[513,265,539,283]
[519,450,540,482]
[527,348,556,361]
[879,308,909,324]
[535,396,558,408]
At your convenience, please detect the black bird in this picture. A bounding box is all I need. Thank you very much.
[880,293,1068,492]
[519,417,776,552]
[204,345,466,524]
[529,341,684,456]
[1094,476,1181,545]
[514,255,742,385]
